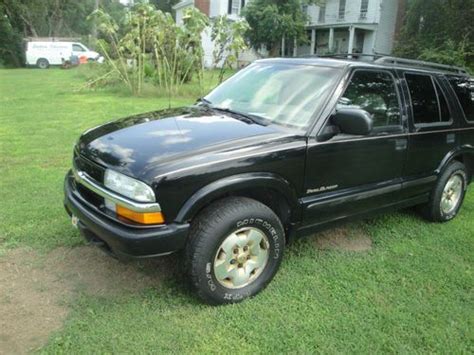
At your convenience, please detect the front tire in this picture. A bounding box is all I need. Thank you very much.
[421,161,468,222]
[186,197,285,305]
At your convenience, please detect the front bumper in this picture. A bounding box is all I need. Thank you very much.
[64,171,189,259]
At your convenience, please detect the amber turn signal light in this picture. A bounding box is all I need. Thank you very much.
[116,205,165,225]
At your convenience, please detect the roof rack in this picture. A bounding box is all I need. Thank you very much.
[299,53,387,60]
[374,56,469,75]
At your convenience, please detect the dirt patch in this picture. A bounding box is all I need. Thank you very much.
[313,226,372,252]
[44,246,175,297]
[0,245,175,354]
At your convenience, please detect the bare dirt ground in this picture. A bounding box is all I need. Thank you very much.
[0,246,175,355]
[313,226,373,252]
[0,227,371,354]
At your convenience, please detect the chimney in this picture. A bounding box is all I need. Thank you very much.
[194,0,210,16]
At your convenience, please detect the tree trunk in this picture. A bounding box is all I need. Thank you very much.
[92,0,100,40]
[269,42,281,57]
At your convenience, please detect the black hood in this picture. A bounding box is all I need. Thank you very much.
[77,107,288,180]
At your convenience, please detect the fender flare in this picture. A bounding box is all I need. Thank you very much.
[436,144,474,175]
[174,172,300,223]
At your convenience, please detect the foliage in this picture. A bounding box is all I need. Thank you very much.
[418,39,473,69]
[150,6,209,96]
[243,0,320,56]
[0,3,24,67]
[0,0,127,67]
[148,0,179,14]
[90,4,208,96]
[394,0,474,69]
[211,15,250,83]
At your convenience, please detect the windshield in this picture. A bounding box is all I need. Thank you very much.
[205,63,341,129]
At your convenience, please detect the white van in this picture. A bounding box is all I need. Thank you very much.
[25,41,103,68]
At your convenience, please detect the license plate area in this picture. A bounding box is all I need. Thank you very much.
[71,215,79,228]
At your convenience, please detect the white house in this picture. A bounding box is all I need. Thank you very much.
[296,0,406,57]
[173,0,259,67]
[174,0,405,65]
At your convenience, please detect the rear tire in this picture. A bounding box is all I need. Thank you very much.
[421,161,468,222]
[185,197,285,305]
[37,58,49,69]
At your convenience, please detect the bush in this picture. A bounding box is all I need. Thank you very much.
[88,3,208,96]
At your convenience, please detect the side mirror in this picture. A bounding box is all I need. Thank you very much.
[332,108,373,136]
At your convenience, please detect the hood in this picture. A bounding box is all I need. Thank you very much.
[77,107,288,179]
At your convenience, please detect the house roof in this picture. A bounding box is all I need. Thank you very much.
[172,0,193,10]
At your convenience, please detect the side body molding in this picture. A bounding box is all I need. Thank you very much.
[174,172,301,223]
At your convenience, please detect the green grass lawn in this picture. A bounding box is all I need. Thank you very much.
[1,68,473,353]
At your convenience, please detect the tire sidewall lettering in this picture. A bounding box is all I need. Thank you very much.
[203,217,283,299]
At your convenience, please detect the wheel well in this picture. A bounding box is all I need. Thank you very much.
[452,153,474,182]
[192,187,294,231]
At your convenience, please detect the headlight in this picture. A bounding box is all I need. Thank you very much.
[104,169,155,202]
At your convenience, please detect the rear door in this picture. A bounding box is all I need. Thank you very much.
[302,68,408,228]
[401,71,458,196]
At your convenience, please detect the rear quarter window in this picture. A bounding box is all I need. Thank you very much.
[447,76,474,123]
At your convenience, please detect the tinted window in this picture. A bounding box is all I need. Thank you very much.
[72,44,85,52]
[447,76,474,122]
[338,70,401,127]
[405,73,451,125]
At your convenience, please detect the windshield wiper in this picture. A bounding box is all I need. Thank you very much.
[196,97,212,106]
[211,106,269,126]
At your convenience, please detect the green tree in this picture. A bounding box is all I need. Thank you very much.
[0,0,126,67]
[242,0,320,57]
[148,0,179,14]
[211,15,250,83]
[394,0,474,68]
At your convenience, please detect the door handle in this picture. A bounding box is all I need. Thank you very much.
[447,133,456,144]
[395,139,407,151]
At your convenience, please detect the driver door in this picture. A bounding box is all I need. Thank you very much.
[72,43,87,57]
[302,69,408,228]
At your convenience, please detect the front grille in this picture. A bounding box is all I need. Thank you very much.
[77,183,104,209]
[73,150,105,183]
[73,149,106,210]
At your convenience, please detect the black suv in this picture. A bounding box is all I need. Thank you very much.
[64,56,474,304]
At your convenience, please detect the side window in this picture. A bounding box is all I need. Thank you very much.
[338,70,401,128]
[447,76,474,122]
[72,44,85,52]
[405,73,451,125]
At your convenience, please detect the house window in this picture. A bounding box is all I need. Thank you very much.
[338,0,346,20]
[228,0,240,15]
[360,0,369,19]
[318,3,326,23]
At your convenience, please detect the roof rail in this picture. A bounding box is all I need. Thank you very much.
[299,53,387,60]
[374,56,469,75]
